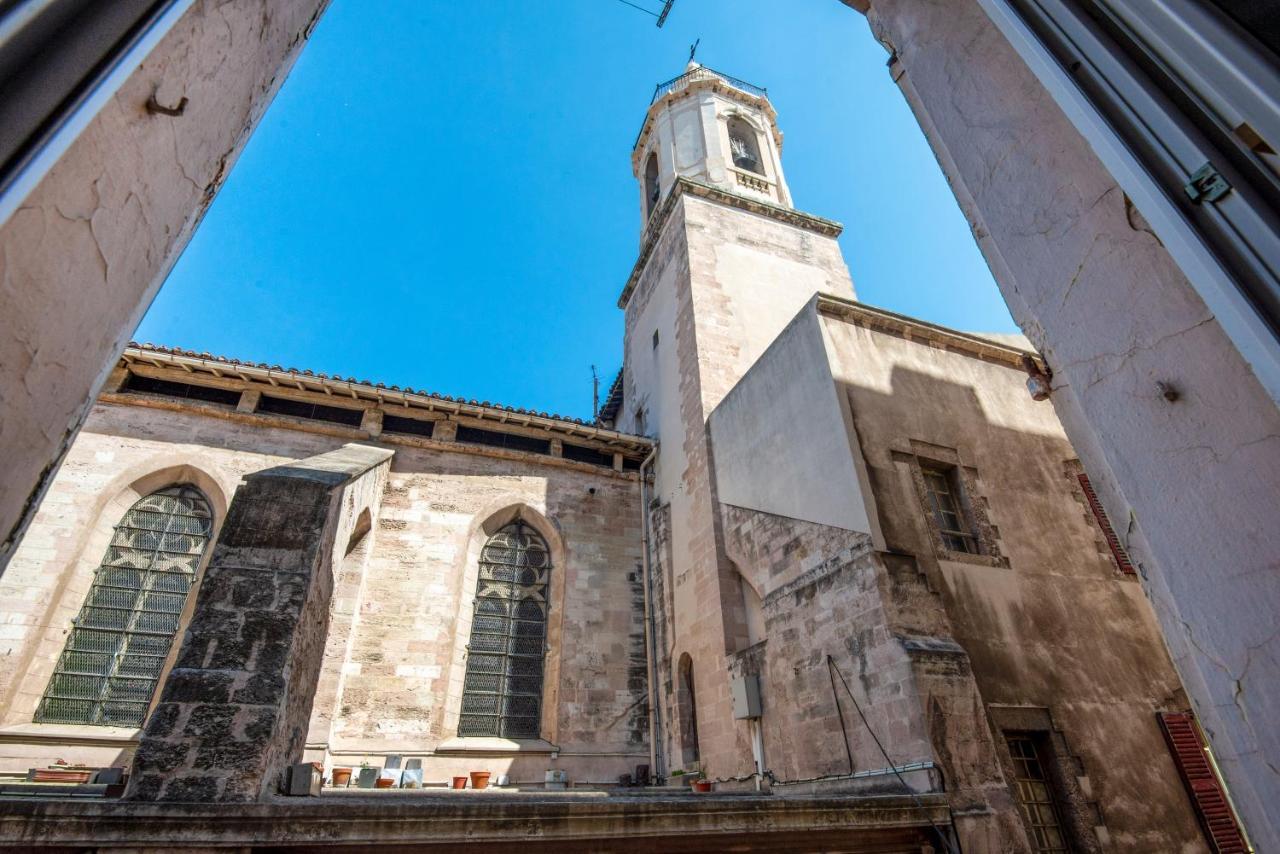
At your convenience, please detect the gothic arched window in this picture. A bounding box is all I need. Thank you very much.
[644,152,661,217]
[35,485,213,727]
[727,117,764,175]
[459,521,551,738]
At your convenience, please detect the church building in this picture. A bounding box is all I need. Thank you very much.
[0,63,1243,853]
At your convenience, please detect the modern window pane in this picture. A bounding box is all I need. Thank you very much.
[35,485,212,728]
[458,521,550,739]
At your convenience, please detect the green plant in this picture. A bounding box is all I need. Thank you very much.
[670,769,685,776]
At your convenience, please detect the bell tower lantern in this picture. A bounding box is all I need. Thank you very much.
[632,62,792,229]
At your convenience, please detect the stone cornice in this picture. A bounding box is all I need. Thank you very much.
[618,178,843,309]
[815,295,1044,371]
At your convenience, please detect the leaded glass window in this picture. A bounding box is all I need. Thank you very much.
[922,466,980,554]
[458,521,550,739]
[1006,735,1071,853]
[35,485,213,728]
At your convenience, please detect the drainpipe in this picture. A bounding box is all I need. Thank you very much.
[638,445,664,780]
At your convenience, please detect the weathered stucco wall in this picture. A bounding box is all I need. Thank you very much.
[821,307,1205,851]
[709,302,871,534]
[0,0,331,578]
[838,1,1280,843]
[0,398,647,786]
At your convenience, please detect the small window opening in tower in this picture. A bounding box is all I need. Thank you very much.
[644,152,660,217]
[727,117,764,175]
[652,329,659,349]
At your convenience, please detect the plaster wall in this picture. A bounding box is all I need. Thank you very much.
[821,310,1205,852]
[0,0,331,578]
[0,400,647,786]
[838,1,1280,842]
[709,302,871,535]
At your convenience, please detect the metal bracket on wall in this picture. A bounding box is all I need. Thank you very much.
[1184,162,1232,204]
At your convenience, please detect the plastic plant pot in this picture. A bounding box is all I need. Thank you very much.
[451,776,468,790]
[374,777,394,789]
[470,771,491,790]
[692,779,713,793]
[331,767,353,787]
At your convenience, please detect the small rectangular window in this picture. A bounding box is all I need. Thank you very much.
[1005,735,1070,854]
[257,395,364,426]
[382,414,436,438]
[455,425,551,455]
[124,373,241,407]
[922,466,979,554]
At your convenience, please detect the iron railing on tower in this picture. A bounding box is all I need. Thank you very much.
[650,65,768,104]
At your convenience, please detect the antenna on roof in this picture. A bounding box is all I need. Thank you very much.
[612,0,674,27]
[591,365,601,421]
[657,0,676,28]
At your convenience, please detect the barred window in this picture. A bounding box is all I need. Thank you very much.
[35,485,213,728]
[458,521,550,739]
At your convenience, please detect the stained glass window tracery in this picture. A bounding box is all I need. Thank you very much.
[35,485,213,728]
[458,521,550,739]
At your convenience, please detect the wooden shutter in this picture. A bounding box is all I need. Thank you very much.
[1158,712,1250,853]
[1077,473,1135,575]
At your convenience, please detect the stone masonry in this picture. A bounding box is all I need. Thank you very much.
[127,444,393,802]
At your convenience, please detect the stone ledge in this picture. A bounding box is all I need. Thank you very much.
[618,178,844,309]
[434,737,561,755]
[0,792,950,851]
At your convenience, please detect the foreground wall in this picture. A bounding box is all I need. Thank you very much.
[0,0,331,577]
[838,0,1280,845]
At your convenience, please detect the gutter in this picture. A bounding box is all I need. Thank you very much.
[637,445,663,779]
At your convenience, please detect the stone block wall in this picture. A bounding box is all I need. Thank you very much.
[0,400,649,788]
[127,445,392,801]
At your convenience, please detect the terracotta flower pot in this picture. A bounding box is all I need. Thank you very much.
[451,775,468,790]
[692,779,712,793]
[331,767,352,787]
[374,777,394,789]
[470,771,491,790]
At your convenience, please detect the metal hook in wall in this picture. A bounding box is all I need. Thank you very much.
[146,92,188,117]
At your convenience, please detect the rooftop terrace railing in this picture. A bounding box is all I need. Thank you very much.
[650,65,768,104]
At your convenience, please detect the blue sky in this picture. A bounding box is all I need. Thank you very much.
[137,0,1017,420]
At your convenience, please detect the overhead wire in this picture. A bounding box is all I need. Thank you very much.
[611,0,661,19]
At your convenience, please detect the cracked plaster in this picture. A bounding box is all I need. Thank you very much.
[0,0,332,578]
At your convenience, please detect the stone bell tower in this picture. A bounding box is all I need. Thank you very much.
[616,63,856,777]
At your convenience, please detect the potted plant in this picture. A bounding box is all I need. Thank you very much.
[470,770,492,790]
[692,778,713,793]
[331,766,353,787]
[667,769,686,788]
[451,775,468,790]
[357,761,379,789]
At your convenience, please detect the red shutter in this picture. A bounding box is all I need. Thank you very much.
[1158,712,1250,853]
[1077,473,1136,575]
